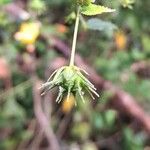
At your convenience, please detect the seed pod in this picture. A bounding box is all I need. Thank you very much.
[40,65,99,104]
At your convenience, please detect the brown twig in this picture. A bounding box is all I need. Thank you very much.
[17,119,36,150]
[2,2,30,20]
[56,113,72,139]
[32,76,60,150]
[29,127,43,150]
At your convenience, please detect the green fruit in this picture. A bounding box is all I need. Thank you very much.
[40,65,99,103]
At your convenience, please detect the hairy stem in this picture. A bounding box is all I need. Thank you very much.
[69,7,80,66]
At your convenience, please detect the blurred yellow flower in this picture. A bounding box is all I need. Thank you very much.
[114,31,127,50]
[62,94,75,114]
[15,22,40,45]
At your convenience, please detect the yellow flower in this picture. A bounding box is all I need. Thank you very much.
[114,31,127,50]
[62,94,75,114]
[15,22,40,45]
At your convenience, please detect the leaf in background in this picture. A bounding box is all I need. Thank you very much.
[142,34,150,52]
[121,0,135,9]
[104,110,117,127]
[92,112,104,130]
[87,18,117,32]
[65,12,76,24]
[81,4,115,16]
[138,80,150,100]
[71,122,91,140]
[122,127,144,150]
[2,98,25,119]
[131,49,146,61]
[28,0,46,14]
[0,0,12,5]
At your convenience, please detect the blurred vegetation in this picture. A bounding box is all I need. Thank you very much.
[0,0,150,150]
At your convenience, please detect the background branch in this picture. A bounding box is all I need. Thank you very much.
[32,76,60,150]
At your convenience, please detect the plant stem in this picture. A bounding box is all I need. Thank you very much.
[69,7,80,66]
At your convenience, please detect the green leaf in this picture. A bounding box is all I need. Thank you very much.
[87,18,117,31]
[71,122,91,140]
[0,0,12,5]
[81,4,115,16]
[2,98,25,119]
[104,110,117,127]
[121,0,135,9]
